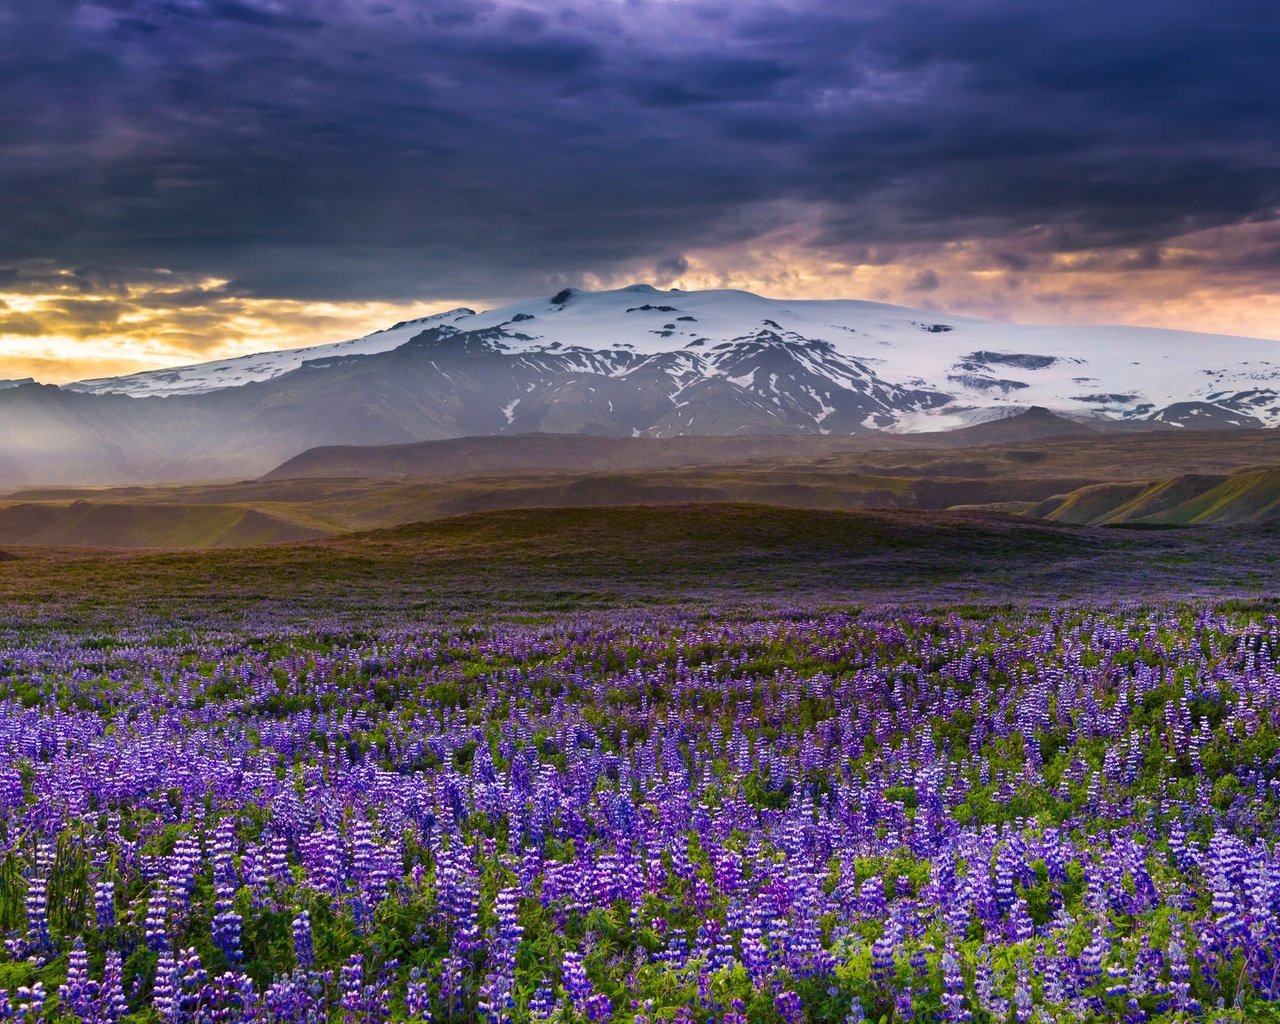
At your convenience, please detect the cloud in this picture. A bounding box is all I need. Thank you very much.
[908,268,940,292]
[654,255,690,285]
[0,314,46,336]
[0,0,1274,363]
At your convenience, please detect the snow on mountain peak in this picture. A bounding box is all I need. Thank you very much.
[61,284,1280,430]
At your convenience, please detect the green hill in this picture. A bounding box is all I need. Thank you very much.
[1030,466,1280,526]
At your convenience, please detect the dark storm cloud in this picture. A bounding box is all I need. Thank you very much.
[0,0,1276,301]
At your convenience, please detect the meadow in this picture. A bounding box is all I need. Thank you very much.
[0,603,1278,1023]
[1,504,1279,1022]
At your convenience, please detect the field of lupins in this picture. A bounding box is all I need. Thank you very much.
[0,605,1278,1023]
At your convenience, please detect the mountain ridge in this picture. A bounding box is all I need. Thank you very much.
[5,284,1278,485]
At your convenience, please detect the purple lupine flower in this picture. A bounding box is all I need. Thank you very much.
[13,982,46,1023]
[478,885,523,1024]
[339,954,365,1019]
[584,993,612,1022]
[25,876,49,952]
[145,886,170,952]
[263,971,323,1024]
[58,940,99,1021]
[153,951,181,1023]
[527,983,557,1023]
[776,989,803,1024]
[895,984,915,1021]
[404,968,431,1021]
[98,952,129,1024]
[562,949,593,1015]
[1166,921,1200,1016]
[211,905,242,964]
[941,950,972,1022]
[721,998,749,1024]
[94,880,116,930]
[1008,897,1034,943]
[292,910,314,969]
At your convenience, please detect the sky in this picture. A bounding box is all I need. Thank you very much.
[1,0,1278,383]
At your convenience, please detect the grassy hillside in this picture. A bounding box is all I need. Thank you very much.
[1032,466,1280,526]
[2,503,1278,630]
[0,501,330,547]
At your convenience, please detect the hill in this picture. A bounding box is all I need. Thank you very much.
[12,427,1280,547]
[5,503,1277,628]
[0,501,329,548]
[1030,466,1280,526]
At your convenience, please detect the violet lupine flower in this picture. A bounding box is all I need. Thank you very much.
[584,993,612,1022]
[871,911,902,989]
[776,989,803,1024]
[337,952,389,1024]
[561,950,593,1015]
[174,947,208,1021]
[340,953,366,1020]
[58,940,99,1021]
[527,984,557,1023]
[99,952,129,1024]
[1012,975,1033,1023]
[941,950,972,1022]
[152,951,182,1023]
[5,605,1280,1019]
[436,954,469,1019]
[209,821,243,963]
[13,982,46,1023]
[478,885,523,1024]
[973,949,1009,1021]
[404,968,431,1021]
[211,903,242,964]
[263,971,324,1024]
[1079,921,1107,988]
[1008,897,1034,943]
[1166,922,1200,1016]
[292,910,314,969]
[94,880,115,930]
[145,886,170,952]
[25,876,49,951]
[721,998,749,1024]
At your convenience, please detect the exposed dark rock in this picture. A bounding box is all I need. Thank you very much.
[964,351,1059,370]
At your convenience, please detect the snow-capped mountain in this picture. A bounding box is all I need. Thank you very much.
[4,284,1279,485]
[65,284,1280,431]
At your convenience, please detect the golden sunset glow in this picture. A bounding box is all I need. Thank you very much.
[0,276,461,383]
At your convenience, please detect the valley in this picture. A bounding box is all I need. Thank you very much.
[4,420,1280,547]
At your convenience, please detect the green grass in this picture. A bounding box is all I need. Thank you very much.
[1039,466,1280,526]
[1,502,1276,632]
